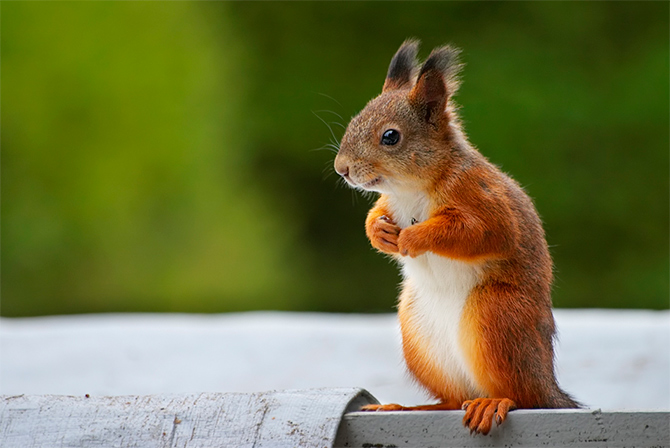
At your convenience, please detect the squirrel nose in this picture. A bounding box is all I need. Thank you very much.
[334,157,350,179]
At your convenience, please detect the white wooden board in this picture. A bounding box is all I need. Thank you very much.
[335,409,670,447]
[0,389,377,448]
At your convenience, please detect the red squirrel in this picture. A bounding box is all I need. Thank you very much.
[334,39,579,435]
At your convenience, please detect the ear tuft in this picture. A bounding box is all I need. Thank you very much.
[408,45,463,125]
[417,45,463,97]
[383,39,420,92]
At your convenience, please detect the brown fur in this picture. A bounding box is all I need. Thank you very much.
[336,40,579,435]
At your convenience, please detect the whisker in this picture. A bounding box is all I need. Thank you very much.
[312,111,342,149]
[310,144,339,154]
[322,161,338,180]
[314,110,347,130]
[336,176,350,190]
[314,109,345,120]
[363,190,377,203]
[315,93,343,108]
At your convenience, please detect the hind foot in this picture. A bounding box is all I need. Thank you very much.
[361,402,461,412]
[461,398,516,435]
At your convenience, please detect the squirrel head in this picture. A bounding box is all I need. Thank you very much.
[335,39,464,194]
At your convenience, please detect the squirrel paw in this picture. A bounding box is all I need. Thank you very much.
[398,225,428,258]
[461,398,516,435]
[368,215,400,255]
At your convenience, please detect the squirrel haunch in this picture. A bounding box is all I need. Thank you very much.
[335,39,579,435]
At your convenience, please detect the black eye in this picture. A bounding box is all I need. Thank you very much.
[381,129,400,146]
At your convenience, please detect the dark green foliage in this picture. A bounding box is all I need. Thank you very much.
[2,2,667,316]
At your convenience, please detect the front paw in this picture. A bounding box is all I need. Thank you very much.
[397,226,428,258]
[367,215,400,255]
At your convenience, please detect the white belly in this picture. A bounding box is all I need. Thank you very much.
[400,253,485,397]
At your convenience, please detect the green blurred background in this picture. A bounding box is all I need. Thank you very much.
[2,2,668,317]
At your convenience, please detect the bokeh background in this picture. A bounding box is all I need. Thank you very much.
[2,2,668,317]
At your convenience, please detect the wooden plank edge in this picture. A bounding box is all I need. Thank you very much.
[334,409,670,448]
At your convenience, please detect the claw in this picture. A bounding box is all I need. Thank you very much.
[495,398,515,426]
[379,215,396,225]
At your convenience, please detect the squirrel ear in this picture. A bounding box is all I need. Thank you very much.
[408,45,462,125]
[408,66,447,125]
[382,39,420,92]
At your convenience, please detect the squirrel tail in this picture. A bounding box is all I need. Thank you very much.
[550,387,582,409]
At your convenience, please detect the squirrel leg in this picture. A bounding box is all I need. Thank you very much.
[360,401,461,412]
[461,398,516,435]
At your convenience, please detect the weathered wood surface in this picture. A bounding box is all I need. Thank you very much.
[0,389,376,448]
[335,409,670,448]
[2,392,668,448]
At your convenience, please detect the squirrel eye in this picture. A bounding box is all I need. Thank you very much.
[381,129,400,146]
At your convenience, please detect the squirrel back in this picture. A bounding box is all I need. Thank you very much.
[334,39,579,434]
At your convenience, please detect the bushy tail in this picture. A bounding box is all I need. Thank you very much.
[550,387,582,409]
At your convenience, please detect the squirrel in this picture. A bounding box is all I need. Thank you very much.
[334,39,579,435]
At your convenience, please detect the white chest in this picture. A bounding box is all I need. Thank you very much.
[388,191,485,397]
[401,255,483,396]
[387,191,431,229]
